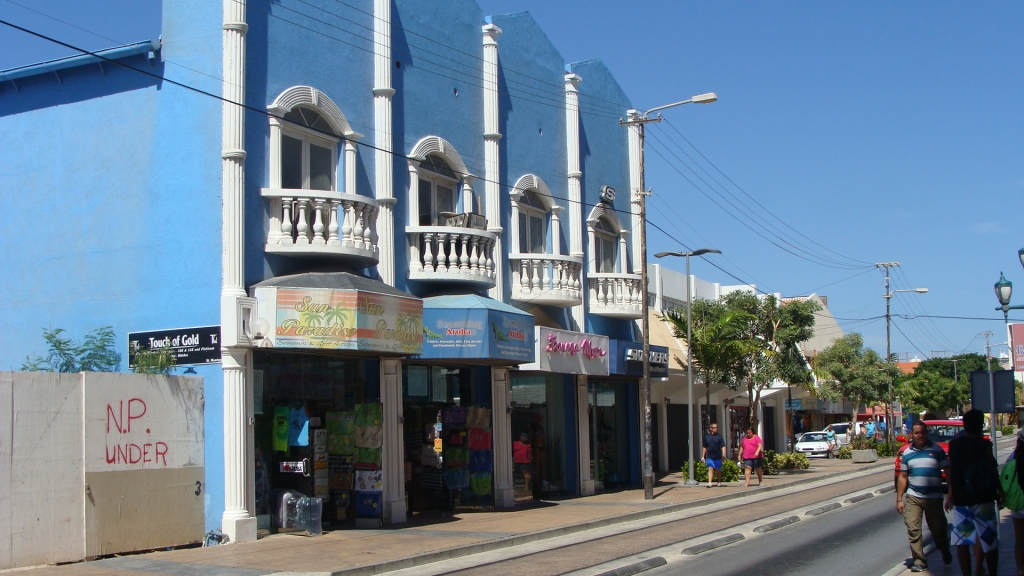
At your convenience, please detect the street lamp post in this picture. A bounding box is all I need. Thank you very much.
[877,262,927,441]
[656,249,721,486]
[621,92,716,500]
[989,247,1024,441]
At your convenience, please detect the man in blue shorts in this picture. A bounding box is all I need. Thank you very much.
[702,423,726,488]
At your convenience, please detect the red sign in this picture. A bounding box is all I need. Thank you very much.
[1012,323,1024,372]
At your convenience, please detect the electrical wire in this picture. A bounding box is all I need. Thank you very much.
[662,118,875,268]
[650,123,873,271]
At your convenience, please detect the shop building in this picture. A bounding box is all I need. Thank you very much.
[1,0,652,543]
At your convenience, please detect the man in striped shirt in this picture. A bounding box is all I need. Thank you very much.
[897,421,953,572]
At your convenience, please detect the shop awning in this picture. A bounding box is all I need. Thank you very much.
[250,272,423,354]
[417,294,535,364]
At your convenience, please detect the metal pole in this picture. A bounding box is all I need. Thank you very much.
[685,252,698,485]
[638,121,655,500]
[985,332,998,454]
[885,269,892,443]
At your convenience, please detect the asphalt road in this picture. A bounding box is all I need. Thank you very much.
[646,487,917,576]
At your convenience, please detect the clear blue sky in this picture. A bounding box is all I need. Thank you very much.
[2,0,1022,359]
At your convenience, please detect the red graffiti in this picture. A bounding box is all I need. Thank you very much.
[104,398,167,466]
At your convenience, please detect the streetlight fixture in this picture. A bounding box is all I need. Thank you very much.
[877,262,927,441]
[621,93,716,500]
[656,249,721,486]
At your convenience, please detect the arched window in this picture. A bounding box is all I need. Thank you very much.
[593,217,617,273]
[417,154,458,226]
[518,190,547,254]
[280,106,338,191]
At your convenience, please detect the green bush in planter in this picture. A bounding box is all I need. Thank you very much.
[875,441,899,458]
[763,450,779,475]
[680,458,741,483]
[1001,425,1016,436]
[837,446,852,459]
[766,451,811,471]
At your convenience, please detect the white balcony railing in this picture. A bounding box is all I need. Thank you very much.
[406,226,497,288]
[262,189,379,266]
[588,272,643,318]
[510,253,583,307]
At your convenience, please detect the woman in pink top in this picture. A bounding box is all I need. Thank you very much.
[740,427,764,487]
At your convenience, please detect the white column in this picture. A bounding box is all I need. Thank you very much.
[374,0,396,285]
[221,0,255,544]
[343,135,360,194]
[482,24,504,300]
[576,375,594,496]
[550,206,563,255]
[618,230,629,274]
[407,160,421,227]
[627,109,643,279]
[565,73,584,331]
[491,367,514,508]
[462,176,475,215]
[509,192,522,253]
[381,359,405,523]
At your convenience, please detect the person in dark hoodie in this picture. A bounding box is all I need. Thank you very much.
[945,409,1003,576]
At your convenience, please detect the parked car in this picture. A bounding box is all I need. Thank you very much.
[892,420,989,486]
[795,431,834,458]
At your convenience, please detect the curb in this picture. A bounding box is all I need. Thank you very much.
[804,502,842,517]
[752,515,800,533]
[324,462,893,575]
[593,557,668,576]
[875,485,896,494]
[680,533,745,556]
[844,493,874,504]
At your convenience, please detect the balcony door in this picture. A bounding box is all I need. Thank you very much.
[517,190,547,254]
[418,155,458,226]
[593,217,617,273]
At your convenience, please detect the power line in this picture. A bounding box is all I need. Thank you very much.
[662,117,874,268]
[890,318,928,359]
[650,123,872,270]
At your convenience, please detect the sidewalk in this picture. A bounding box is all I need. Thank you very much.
[9,458,892,576]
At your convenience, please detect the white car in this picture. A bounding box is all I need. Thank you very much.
[794,432,834,458]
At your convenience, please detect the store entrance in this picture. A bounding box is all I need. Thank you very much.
[509,374,571,501]
[402,365,494,515]
[252,352,379,532]
[588,382,632,492]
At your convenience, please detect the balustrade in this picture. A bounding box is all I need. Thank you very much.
[587,273,643,318]
[509,254,583,307]
[262,189,379,265]
[406,226,497,288]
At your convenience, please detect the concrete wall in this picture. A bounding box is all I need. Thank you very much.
[0,372,204,570]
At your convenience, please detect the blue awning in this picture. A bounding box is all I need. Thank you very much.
[418,295,535,363]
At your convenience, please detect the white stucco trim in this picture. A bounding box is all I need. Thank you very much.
[510,174,556,210]
[408,136,471,179]
[268,85,353,137]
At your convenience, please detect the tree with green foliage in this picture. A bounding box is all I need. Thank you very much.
[130,346,177,375]
[663,298,756,430]
[815,333,901,424]
[895,370,964,417]
[21,326,122,373]
[721,291,821,429]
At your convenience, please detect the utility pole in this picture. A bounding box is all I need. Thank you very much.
[982,331,998,453]
[877,262,899,443]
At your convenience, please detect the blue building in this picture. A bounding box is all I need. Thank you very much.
[0,0,667,542]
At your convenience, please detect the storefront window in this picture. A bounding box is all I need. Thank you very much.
[510,374,570,500]
[402,365,493,514]
[252,352,379,531]
[728,406,750,459]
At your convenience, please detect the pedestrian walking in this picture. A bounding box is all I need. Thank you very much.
[896,420,953,572]
[826,425,837,456]
[1003,429,1024,576]
[866,419,876,439]
[702,423,726,488]
[739,427,764,487]
[945,409,1003,576]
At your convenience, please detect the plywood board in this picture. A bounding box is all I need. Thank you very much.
[82,373,203,472]
[84,467,205,556]
[9,372,84,568]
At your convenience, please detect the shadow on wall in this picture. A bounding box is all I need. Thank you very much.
[0,54,164,117]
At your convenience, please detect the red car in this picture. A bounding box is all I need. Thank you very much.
[893,420,990,486]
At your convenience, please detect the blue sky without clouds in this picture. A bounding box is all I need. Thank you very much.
[2,0,1022,359]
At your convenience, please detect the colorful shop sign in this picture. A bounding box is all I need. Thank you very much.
[418,295,534,363]
[521,327,609,375]
[252,287,423,354]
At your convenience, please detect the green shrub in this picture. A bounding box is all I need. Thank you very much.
[837,446,852,459]
[681,458,741,483]
[875,441,900,458]
[765,451,810,471]
[1000,425,1016,436]
[763,450,779,475]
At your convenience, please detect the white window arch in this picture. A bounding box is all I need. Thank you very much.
[510,174,562,255]
[267,86,362,194]
[406,136,475,227]
[586,203,629,274]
